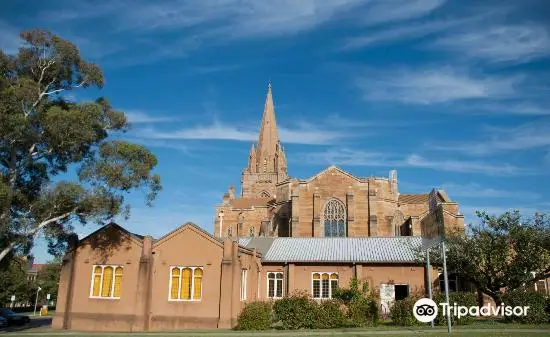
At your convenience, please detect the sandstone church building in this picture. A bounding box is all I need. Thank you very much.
[52,84,464,332]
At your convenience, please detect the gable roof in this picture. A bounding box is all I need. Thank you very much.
[304,165,364,184]
[79,222,144,247]
[153,222,223,248]
[398,189,453,204]
[239,236,421,263]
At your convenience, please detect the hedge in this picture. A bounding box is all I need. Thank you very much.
[236,301,272,330]
[502,290,549,324]
[273,291,318,329]
[390,296,424,326]
[434,291,477,326]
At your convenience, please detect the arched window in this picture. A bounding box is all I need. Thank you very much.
[227,226,233,237]
[101,266,114,297]
[249,227,255,237]
[169,267,203,301]
[323,199,346,237]
[259,190,271,198]
[90,265,123,299]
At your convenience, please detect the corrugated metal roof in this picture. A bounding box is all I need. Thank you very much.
[239,237,422,263]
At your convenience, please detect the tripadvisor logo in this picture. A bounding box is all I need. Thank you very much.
[412,298,530,323]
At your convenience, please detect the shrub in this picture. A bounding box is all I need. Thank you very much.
[348,296,379,327]
[236,301,272,330]
[333,277,369,305]
[434,291,477,326]
[273,290,317,329]
[314,299,345,329]
[502,290,549,324]
[390,296,423,326]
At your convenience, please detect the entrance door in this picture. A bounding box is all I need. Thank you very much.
[394,284,409,301]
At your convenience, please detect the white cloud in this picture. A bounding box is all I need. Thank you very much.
[439,182,540,199]
[125,111,176,124]
[299,148,531,175]
[433,24,550,63]
[361,0,445,26]
[475,102,550,116]
[432,121,550,155]
[0,20,22,54]
[356,67,519,104]
[136,120,351,145]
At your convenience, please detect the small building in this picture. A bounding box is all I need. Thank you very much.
[52,222,440,331]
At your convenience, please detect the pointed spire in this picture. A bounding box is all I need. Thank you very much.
[248,143,257,172]
[256,82,279,162]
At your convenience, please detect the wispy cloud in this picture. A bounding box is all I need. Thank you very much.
[300,148,532,175]
[360,0,446,26]
[440,182,540,199]
[125,110,177,124]
[460,205,550,224]
[432,121,550,155]
[356,66,519,104]
[135,120,351,145]
[473,102,550,116]
[433,24,550,64]
[0,20,22,54]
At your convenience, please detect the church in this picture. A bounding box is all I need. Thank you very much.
[214,83,464,239]
[52,84,464,332]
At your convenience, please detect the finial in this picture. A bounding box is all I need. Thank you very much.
[268,80,272,89]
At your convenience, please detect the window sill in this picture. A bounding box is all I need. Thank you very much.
[89,296,120,300]
[168,299,202,302]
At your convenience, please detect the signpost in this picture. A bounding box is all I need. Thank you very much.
[421,190,452,333]
[34,287,42,316]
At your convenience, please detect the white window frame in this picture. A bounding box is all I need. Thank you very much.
[241,269,248,301]
[311,272,338,299]
[89,264,123,300]
[267,272,284,299]
[168,266,203,302]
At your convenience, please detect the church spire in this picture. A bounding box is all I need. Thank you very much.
[256,82,279,161]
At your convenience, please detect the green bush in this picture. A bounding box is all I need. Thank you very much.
[348,296,379,327]
[332,277,369,305]
[434,291,477,326]
[502,290,549,324]
[273,291,317,329]
[390,296,423,326]
[236,301,272,330]
[314,299,345,329]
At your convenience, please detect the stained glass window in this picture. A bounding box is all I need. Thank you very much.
[169,267,203,301]
[323,199,346,237]
[312,272,338,299]
[90,265,123,299]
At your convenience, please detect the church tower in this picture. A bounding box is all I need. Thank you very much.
[241,83,288,198]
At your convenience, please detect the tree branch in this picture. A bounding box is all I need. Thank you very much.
[0,210,75,262]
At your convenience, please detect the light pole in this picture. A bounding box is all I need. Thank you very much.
[33,287,42,316]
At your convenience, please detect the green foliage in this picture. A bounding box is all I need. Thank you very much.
[0,29,161,261]
[332,277,379,326]
[273,291,317,329]
[332,277,370,305]
[236,301,272,331]
[390,296,424,326]
[314,299,345,329]
[0,259,37,306]
[425,211,550,306]
[433,292,477,326]
[502,290,549,324]
[348,297,379,327]
[36,259,62,303]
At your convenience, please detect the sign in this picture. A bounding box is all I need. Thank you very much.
[47,294,51,300]
[10,295,15,302]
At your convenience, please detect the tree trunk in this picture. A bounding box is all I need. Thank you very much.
[476,288,485,307]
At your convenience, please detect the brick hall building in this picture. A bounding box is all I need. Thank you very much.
[53,84,464,331]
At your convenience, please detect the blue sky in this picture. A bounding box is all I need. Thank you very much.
[1,0,549,263]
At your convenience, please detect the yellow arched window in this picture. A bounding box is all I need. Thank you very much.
[169,267,203,301]
[113,267,123,298]
[92,266,102,297]
[181,268,192,300]
[312,272,338,299]
[90,265,123,299]
[193,269,203,300]
[101,266,114,297]
[170,268,180,299]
